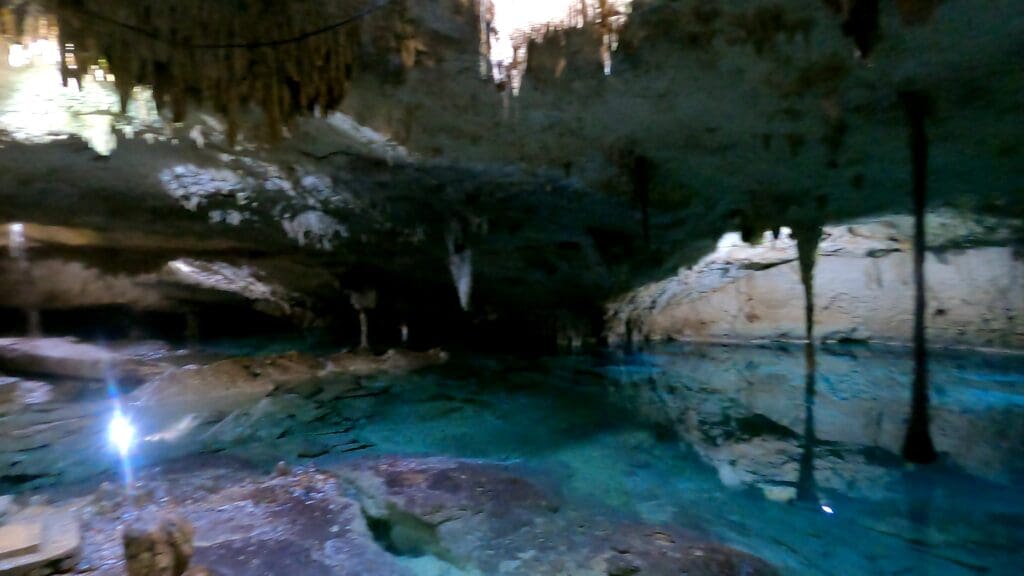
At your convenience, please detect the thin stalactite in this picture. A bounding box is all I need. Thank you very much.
[793,216,823,503]
[901,89,938,464]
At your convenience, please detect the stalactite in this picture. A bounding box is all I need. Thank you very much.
[793,214,823,504]
[350,289,378,352]
[446,223,473,312]
[901,90,938,464]
[826,0,880,59]
[51,0,396,144]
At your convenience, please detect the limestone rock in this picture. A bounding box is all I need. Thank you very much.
[341,457,778,575]
[324,349,449,377]
[608,213,1024,350]
[0,495,15,520]
[123,513,195,576]
[0,506,80,576]
[0,378,53,408]
[0,338,152,382]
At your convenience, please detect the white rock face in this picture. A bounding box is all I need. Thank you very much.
[608,213,1023,349]
[281,210,347,251]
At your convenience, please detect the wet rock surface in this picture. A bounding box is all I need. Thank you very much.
[340,457,778,576]
[122,513,194,576]
[0,341,447,490]
[0,338,154,383]
[7,458,777,576]
[0,504,81,576]
[63,465,412,576]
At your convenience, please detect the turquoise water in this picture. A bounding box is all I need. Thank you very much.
[6,343,1024,574]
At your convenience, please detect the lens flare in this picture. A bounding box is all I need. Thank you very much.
[108,409,136,457]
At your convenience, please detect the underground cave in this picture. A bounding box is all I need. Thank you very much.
[0,1,1022,575]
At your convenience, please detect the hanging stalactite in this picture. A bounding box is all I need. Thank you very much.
[900,89,939,465]
[50,0,406,144]
[791,198,825,504]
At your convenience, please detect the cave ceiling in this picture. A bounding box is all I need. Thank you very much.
[0,0,1020,318]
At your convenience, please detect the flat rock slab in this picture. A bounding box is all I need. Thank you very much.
[0,338,153,382]
[0,506,81,576]
[0,521,42,560]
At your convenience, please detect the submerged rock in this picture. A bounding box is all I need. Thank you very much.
[340,457,778,575]
[73,467,415,576]
[325,349,449,377]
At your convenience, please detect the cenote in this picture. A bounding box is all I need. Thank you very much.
[1,1,1022,575]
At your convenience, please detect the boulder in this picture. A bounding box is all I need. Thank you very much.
[123,513,195,576]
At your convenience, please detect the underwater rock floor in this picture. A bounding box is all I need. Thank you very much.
[59,457,774,576]
[3,343,1023,575]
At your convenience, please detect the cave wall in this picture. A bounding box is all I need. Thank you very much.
[608,214,1024,349]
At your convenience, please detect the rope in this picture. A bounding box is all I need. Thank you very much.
[64,0,396,49]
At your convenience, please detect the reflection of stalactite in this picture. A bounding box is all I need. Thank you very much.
[53,0,400,143]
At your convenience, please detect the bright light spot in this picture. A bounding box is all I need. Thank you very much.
[821,505,835,514]
[108,409,136,457]
[7,44,29,68]
[8,223,25,246]
[6,39,61,68]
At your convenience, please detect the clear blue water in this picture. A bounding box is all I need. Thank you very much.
[334,346,1024,576]
[6,343,1024,575]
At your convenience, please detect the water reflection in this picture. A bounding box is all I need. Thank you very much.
[606,344,1024,498]
[1,343,1022,574]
